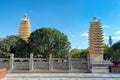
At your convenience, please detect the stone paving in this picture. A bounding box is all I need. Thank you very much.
[4,73,120,80]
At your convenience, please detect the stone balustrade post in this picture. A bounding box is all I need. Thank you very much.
[68,55,72,71]
[49,54,53,71]
[9,54,14,71]
[29,53,33,71]
[87,54,91,70]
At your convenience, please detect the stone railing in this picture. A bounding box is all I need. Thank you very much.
[0,58,9,70]
[0,54,89,72]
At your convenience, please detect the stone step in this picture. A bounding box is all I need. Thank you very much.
[4,73,120,80]
[8,69,91,73]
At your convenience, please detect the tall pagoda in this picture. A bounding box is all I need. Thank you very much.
[18,14,30,41]
[89,17,104,62]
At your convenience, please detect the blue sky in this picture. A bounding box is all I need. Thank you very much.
[0,0,120,49]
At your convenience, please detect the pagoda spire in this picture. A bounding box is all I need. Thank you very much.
[93,16,97,22]
[23,13,28,21]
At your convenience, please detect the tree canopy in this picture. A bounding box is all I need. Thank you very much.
[28,27,71,58]
[70,48,81,57]
[70,48,88,58]
[111,41,120,59]
[0,35,20,58]
[0,35,29,58]
[103,44,111,60]
[103,41,120,60]
[10,38,29,58]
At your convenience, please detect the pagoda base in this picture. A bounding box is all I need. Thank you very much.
[90,54,103,62]
[91,62,113,73]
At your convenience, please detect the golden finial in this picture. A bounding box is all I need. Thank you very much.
[93,16,97,22]
[23,13,28,20]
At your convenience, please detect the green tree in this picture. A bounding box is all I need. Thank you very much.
[104,41,120,60]
[80,49,88,58]
[0,35,20,58]
[28,27,71,58]
[103,44,111,60]
[70,48,88,58]
[70,48,81,58]
[10,38,29,58]
[0,38,3,41]
[111,41,120,59]
[109,35,112,47]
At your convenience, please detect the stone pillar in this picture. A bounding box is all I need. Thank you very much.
[68,56,72,72]
[49,54,53,71]
[9,54,14,71]
[87,54,90,70]
[29,53,33,71]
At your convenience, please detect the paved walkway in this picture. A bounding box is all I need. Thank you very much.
[4,73,120,80]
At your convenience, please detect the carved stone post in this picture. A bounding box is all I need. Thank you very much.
[49,54,53,71]
[29,53,33,71]
[87,54,90,70]
[68,55,71,72]
[9,54,14,71]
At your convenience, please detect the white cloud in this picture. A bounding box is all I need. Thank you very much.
[81,32,88,37]
[103,30,120,40]
[103,33,109,40]
[104,36,109,40]
[103,33,106,36]
[81,30,120,43]
[112,36,120,40]
[104,35,120,41]
[116,30,120,35]
[102,25,111,28]
[108,30,120,40]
